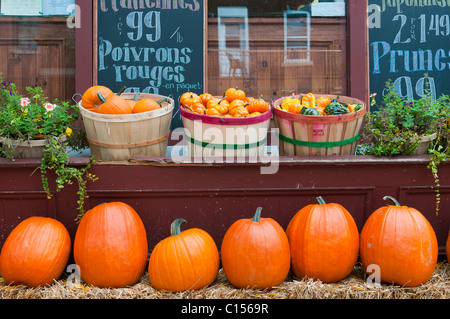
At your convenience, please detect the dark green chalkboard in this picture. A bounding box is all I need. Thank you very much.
[368,1,450,110]
[94,0,207,130]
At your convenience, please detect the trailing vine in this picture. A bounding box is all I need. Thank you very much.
[40,136,98,221]
[427,123,449,216]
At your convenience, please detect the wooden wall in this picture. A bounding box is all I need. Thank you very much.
[0,17,75,101]
[1,156,448,257]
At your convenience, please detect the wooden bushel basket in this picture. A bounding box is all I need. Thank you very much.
[272,94,367,156]
[78,93,174,161]
[179,104,272,161]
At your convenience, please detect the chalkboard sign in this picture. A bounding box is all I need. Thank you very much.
[368,1,450,110]
[94,0,207,129]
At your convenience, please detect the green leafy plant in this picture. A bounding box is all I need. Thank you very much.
[0,75,96,219]
[360,80,448,156]
[359,79,450,214]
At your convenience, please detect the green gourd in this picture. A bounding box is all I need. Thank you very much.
[324,98,350,115]
[354,102,363,112]
[300,107,322,116]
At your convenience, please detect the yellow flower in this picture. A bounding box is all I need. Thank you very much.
[65,127,73,136]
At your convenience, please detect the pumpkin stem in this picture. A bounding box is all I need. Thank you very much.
[97,92,107,103]
[316,196,327,205]
[117,86,127,95]
[183,104,194,112]
[251,207,263,222]
[170,218,186,236]
[133,92,140,102]
[383,196,401,207]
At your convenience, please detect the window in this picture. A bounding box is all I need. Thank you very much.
[0,0,76,101]
[207,0,348,99]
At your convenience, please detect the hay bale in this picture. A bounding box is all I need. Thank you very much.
[1,262,450,299]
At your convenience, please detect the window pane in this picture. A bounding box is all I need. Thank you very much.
[0,1,75,101]
[207,0,348,100]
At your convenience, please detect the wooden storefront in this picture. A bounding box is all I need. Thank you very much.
[1,0,449,259]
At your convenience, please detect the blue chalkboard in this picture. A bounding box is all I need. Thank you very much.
[94,0,206,129]
[368,1,450,109]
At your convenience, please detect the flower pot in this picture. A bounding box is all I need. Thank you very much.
[0,135,67,159]
[413,133,437,155]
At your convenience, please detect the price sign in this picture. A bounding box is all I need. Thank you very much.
[368,1,450,109]
[94,0,207,129]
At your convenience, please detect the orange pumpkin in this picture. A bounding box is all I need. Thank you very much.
[0,216,71,288]
[148,218,220,292]
[199,93,214,106]
[316,96,332,108]
[185,102,206,114]
[180,92,201,107]
[206,97,229,115]
[230,105,249,117]
[96,92,132,114]
[287,197,359,283]
[246,97,269,114]
[132,97,167,113]
[81,85,113,111]
[224,87,246,102]
[228,99,245,114]
[126,92,140,109]
[206,97,229,109]
[360,196,438,287]
[73,202,148,288]
[205,107,221,116]
[221,207,291,290]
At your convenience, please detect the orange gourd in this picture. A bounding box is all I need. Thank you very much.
[360,196,438,287]
[207,97,229,108]
[96,92,132,114]
[206,97,229,115]
[224,87,246,102]
[246,97,269,114]
[199,93,214,106]
[316,96,332,108]
[0,216,71,288]
[229,105,249,117]
[148,218,220,292]
[205,107,221,116]
[132,97,167,113]
[126,92,140,109]
[301,93,316,107]
[180,92,201,107]
[73,202,148,288]
[221,207,291,290]
[81,85,113,111]
[185,102,206,114]
[287,197,359,283]
[228,99,245,114]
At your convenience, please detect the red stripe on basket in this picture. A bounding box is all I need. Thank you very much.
[179,104,272,125]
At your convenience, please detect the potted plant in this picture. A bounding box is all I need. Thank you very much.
[359,79,450,214]
[359,80,448,156]
[0,75,97,220]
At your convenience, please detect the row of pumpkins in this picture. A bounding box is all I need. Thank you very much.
[81,85,167,114]
[0,196,443,291]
